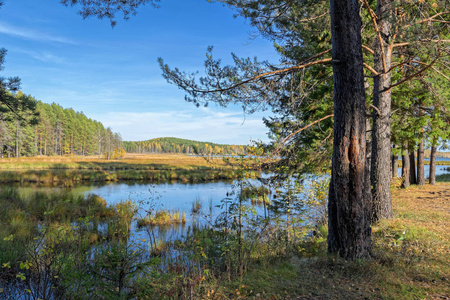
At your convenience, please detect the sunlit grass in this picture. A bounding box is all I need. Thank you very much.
[0,153,232,170]
[220,183,450,299]
[0,154,258,184]
[136,209,186,227]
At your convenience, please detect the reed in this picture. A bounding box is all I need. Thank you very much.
[436,173,450,182]
[136,209,186,227]
[0,168,242,185]
[191,197,202,215]
[0,154,260,185]
[240,185,271,206]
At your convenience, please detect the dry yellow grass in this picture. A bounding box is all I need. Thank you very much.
[0,153,230,170]
[0,154,254,184]
[120,153,229,168]
[391,182,449,236]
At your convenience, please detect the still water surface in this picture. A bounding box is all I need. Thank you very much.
[397,163,449,177]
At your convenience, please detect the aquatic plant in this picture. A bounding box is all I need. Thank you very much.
[136,209,186,227]
[191,197,202,215]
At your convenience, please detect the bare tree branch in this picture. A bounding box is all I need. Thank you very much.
[362,45,375,54]
[361,0,388,73]
[364,63,379,75]
[370,104,382,116]
[417,11,450,24]
[281,114,334,145]
[387,55,440,91]
[393,39,450,48]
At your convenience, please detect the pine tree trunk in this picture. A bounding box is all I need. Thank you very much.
[98,139,101,159]
[429,144,437,185]
[371,0,393,222]
[34,125,38,156]
[409,150,416,184]
[39,134,42,155]
[15,121,19,158]
[327,0,371,259]
[401,145,410,188]
[391,147,398,178]
[417,138,425,186]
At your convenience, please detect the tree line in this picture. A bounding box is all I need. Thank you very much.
[0,91,123,159]
[123,137,248,155]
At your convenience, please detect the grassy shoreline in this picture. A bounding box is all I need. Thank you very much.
[225,182,449,299]
[0,179,448,298]
[0,154,256,184]
[0,153,232,170]
[397,160,450,167]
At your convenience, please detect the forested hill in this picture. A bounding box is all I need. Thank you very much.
[123,137,248,155]
[425,150,450,159]
[0,92,122,158]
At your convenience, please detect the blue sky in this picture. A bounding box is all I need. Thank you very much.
[0,0,280,144]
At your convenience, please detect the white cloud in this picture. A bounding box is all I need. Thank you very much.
[13,48,65,63]
[0,22,76,44]
[91,109,269,145]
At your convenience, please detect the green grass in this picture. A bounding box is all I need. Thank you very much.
[436,173,450,182]
[216,183,450,299]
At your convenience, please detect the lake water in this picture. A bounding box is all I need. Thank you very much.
[82,162,449,211]
[397,162,449,177]
[80,179,275,242]
[81,181,235,211]
[4,160,448,244]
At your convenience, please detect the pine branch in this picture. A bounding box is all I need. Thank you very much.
[169,50,332,95]
[280,114,334,145]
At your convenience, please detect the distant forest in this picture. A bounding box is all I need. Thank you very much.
[0,92,122,159]
[123,137,248,155]
[425,150,450,159]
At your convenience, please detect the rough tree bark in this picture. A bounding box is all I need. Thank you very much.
[371,0,394,223]
[327,0,372,259]
[401,144,410,188]
[417,137,425,186]
[429,144,437,185]
[409,150,416,184]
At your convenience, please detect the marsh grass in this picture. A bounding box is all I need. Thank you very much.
[136,209,186,227]
[0,153,231,170]
[239,185,272,207]
[0,154,252,185]
[1,177,447,299]
[0,154,264,185]
[0,187,149,299]
[191,197,203,215]
[436,173,450,182]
